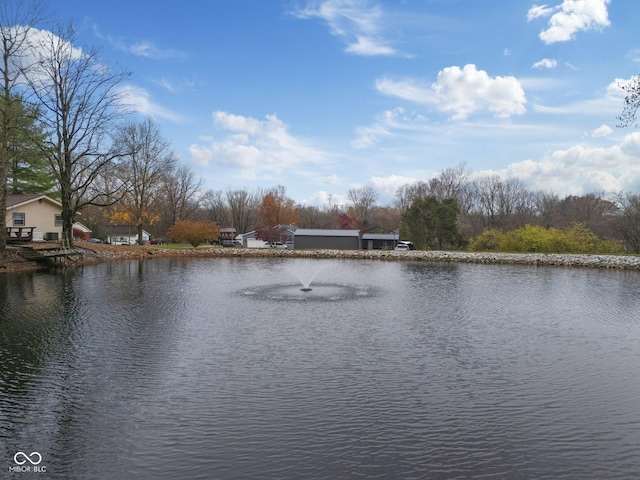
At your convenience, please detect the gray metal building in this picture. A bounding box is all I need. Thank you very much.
[362,233,399,250]
[293,229,361,250]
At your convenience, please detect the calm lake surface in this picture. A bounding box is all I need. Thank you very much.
[1,257,640,479]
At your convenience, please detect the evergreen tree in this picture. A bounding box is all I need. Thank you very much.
[400,196,466,250]
[5,96,55,195]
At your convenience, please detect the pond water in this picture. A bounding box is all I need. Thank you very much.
[1,258,639,479]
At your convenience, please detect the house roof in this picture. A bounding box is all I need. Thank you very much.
[72,222,92,233]
[7,194,62,209]
[220,227,237,233]
[104,226,150,236]
[294,229,360,237]
[362,233,399,240]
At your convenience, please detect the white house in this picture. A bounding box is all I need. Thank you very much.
[105,226,150,245]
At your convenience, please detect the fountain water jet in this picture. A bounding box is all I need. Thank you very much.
[287,262,327,292]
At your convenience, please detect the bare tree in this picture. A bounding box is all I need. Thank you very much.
[0,0,45,255]
[429,163,469,200]
[533,191,560,228]
[111,118,176,244]
[615,192,640,253]
[26,22,130,246]
[163,164,202,224]
[201,189,231,226]
[472,175,532,229]
[618,76,640,128]
[347,185,378,224]
[394,181,429,212]
[226,188,258,234]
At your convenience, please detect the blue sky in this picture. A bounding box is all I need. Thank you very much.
[49,0,640,206]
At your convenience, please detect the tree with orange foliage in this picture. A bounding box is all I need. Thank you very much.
[255,185,298,243]
[168,220,219,247]
[105,203,160,240]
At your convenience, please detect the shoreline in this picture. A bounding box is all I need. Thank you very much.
[72,244,640,270]
[3,243,640,273]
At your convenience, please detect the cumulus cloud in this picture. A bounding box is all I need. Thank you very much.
[528,0,611,44]
[376,65,526,121]
[370,174,419,196]
[300,190,348,207]
[432,65,527,120]
[291,0,405,56]
[532,58,558,69]
[500,132,640,195]
[188,111,328,180]
[591,124,612,137]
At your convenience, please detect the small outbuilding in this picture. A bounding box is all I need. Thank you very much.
[72,222,92,241]
[293,229,361,250]
[362,232,399,250]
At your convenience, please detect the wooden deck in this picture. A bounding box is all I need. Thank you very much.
[17,245,83,265]
[6,226,35,244]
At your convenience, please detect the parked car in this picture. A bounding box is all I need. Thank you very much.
[149,238,164,245]
[87,238,103,243]
[394,243,411,251]
[395,241,414,250]
[270,242,288,248]
[221,239,235,247]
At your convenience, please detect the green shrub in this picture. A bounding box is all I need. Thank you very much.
[500,224,565,253]
[468,223,625,254]
[468,229,504,251]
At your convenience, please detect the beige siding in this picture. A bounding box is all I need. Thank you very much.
[7,199,63,239]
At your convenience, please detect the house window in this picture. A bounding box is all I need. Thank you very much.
[54,214,63,227]
[12,212,25,226]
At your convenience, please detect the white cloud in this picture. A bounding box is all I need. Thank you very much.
[532,58,558,69]
[213,111,264,136]
[375,78,435,104]
[375,65,526,120]
[352,107,429,149]
[118,85,183,121]
[495,132,640,195]
[528,0,611,44]
[532,78,627,116]
[189,111,329,180]
[527,4,556,21]
[301,190,348,207]
[291,0,405,56]
[432,65,527,120]
[370,174,419,195]
[591,124,612,137]
[352,122,392,149]
[96,27,184,59]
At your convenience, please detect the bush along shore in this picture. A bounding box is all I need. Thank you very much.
[3,243,640,273]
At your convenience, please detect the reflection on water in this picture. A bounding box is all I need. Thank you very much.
[1,258,640,479]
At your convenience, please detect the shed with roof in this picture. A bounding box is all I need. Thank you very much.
[362,232,399,250]
[293,229,361,250]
